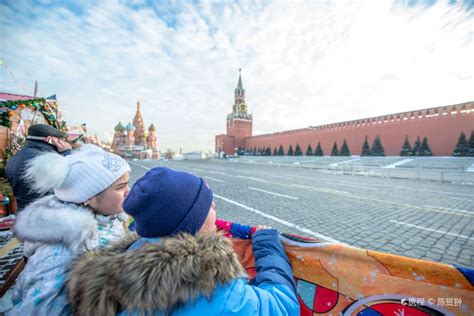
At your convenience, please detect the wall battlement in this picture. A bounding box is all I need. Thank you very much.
[251,102,473,139]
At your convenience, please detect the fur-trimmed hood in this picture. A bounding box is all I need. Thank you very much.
[14,195,126,255]
[67,232,247,316]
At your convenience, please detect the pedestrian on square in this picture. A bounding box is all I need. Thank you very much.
[1,145,131,315]
[67,167,299,316]
[5,124,73,211]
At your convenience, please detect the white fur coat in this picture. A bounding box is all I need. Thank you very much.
[4,195,127,315]
[14,195,127,255]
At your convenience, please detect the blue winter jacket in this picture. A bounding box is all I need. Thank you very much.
[66,230,300,316]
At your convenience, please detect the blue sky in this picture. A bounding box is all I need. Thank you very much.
[0,0,472,152]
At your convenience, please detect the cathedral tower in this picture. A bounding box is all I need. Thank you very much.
[147,123,157,149]
[125,122,135,146]
[113,122,125,148]
[133,101,147,146]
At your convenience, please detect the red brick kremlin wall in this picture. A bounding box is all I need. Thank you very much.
[215,134,235,155]
[244,101,473,156]
[216,117,254,154]
[227,119,252,149]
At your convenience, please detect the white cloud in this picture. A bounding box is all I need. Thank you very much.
[0,0,472,152]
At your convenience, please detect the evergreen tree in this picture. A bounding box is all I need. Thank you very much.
[315,142,324,156]
[273,147,278,156]
[277,145,285,156]
[306,144,313,156]
[415,138,425,156]
[265,147,272,156]
[339,139,351,156]
[400,135,412,156]
[420,137,432,156]
[253,146,257,155]
[412,137,421,156]
[294,144,303,156]
[370,136,385,156]
[361,136,371,156]
[287,145,294,156]
[469,130,474,157]
[453,132,468,156]
[331,142,339,156]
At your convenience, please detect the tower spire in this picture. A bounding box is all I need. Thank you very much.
[237,68,243,90]
[231,69,249,115]
[34,80,39,97]
[133,100,146,146]
[133,101,143,125]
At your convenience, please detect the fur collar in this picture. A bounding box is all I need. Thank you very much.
[67,232,246,316]
[14,195,98,253]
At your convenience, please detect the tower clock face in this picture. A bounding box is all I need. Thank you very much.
[239,103,246,112]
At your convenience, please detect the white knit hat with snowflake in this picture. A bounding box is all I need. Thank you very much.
[24,144,131,203]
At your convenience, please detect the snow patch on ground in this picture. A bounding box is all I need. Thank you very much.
[329,158,360,167]
[466,162,474,172]
[383,158,413,168]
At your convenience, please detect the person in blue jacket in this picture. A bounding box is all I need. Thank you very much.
[67,167,300,316]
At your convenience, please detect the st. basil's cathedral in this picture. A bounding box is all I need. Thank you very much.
[112,101,160,159]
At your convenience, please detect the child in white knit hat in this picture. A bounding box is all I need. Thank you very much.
[2,144,131,315]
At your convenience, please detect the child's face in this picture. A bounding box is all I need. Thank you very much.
[86,172,130,216]
[199,201,217,233]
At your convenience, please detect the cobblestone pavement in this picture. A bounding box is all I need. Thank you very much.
[128,159,474,268]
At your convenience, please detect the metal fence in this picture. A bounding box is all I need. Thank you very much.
[221,156,474,184]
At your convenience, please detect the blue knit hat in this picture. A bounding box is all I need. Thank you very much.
[123,167,213,237]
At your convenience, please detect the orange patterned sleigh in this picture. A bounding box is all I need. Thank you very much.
[231,234,473,316]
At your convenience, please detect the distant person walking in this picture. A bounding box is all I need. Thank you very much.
[5,124,72,211]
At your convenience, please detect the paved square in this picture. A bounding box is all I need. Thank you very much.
[129,159,474,268]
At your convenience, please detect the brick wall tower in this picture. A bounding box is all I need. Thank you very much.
[226,69,253,153]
